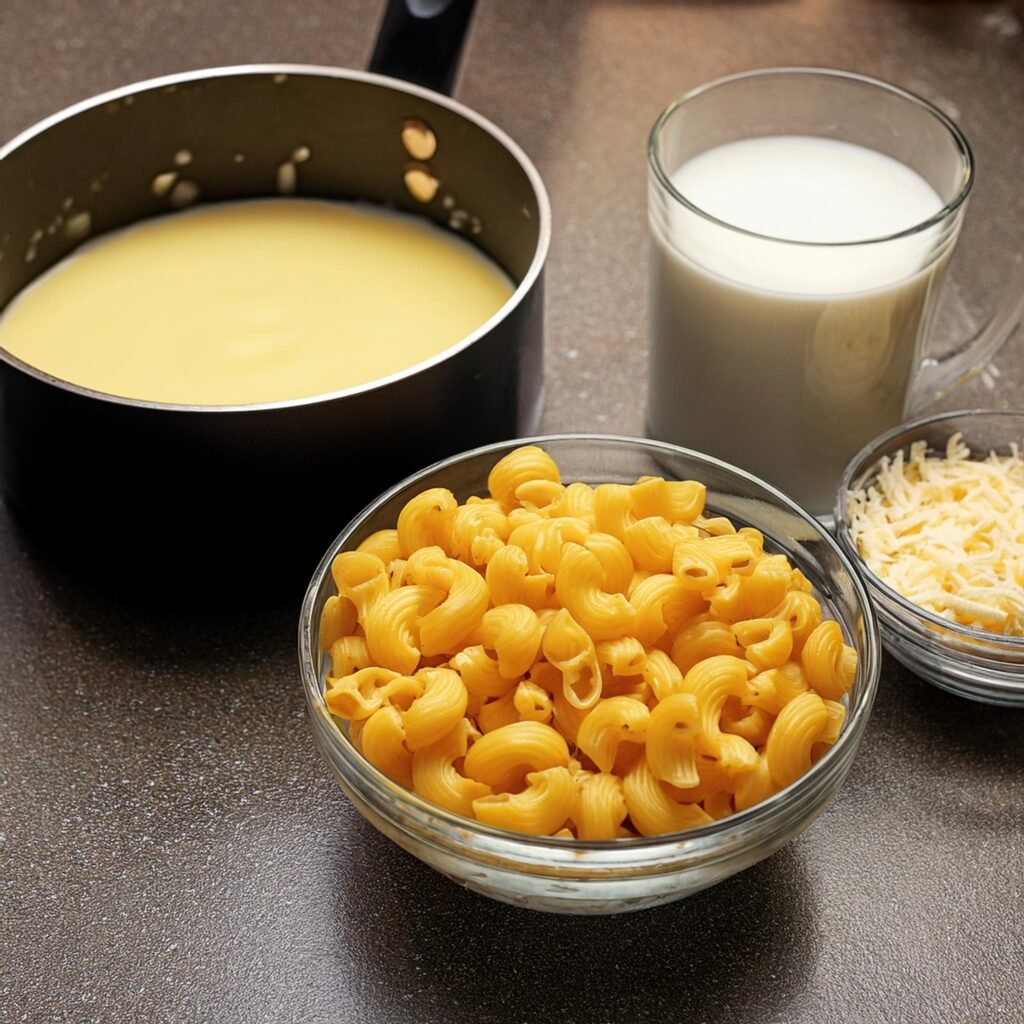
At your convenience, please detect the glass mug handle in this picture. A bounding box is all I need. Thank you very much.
[909,253,1024,408]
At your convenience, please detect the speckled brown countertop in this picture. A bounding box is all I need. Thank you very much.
[2,2,1023,1021]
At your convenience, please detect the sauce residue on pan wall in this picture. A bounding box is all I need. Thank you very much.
[0,199,514,405]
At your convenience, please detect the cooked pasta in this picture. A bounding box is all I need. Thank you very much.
[448,498,510,568]
[359,704,415,789]
[364,584,442,674]
[319,594,356,651]
[476,687,523,733]
[571,770,628,840]
[645,691,701,788]
[472,766,575,835]
[462,720,570,791]
[396,487,457,557]
[555,543,637,641]
[357,528,402,563]
[485,543,553,609]
[542,608,603,710]
[331,551,390,621]
[403,667,469,750]
[450,644,517,699]
[322,445,858,839]
[480,603,545,678]
[732,617,794,671]
[582,531,633,594]
[623,757,713,836]
[411,718,492,817]
[576,696,649,774]
[487,445,561,512]
[327,635,371,678]
[801,620,858,701]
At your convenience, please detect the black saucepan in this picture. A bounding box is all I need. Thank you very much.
[0,0,549,599]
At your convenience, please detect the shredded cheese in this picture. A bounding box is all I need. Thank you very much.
[847,432,1024,636]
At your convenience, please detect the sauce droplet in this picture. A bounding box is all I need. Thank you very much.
[277,162,297,196]
[152,171,179,197]
[25,229,43,261]
[404,166,440,204]
[65,211,92,241]
[401,119,437,161]
[169,180,200,209]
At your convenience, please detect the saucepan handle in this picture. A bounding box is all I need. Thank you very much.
[368,0,478,96]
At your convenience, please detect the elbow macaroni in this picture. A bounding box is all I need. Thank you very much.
[323,445,858,839]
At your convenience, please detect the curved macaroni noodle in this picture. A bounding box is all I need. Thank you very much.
[397,487,457,557]
[472,766,575,835]
[623,757,714,836]
[487,445,561,511]
[801,620,858,701]
[448,498,510,567]
[576,696,649,774]
[480,604,544,679]
[555,543,637,641]
[357,528,402,563]
[319,594,356,651]
[331,551,390,621]
[765,690,846,788]
[360,704,414,789]
[462,720,570,792]
[364,584,443,674]
[403,667,469,751]
[411,718,492,817]
[571,771,628,840]
[645,692,701,788]
[485,544,553,610]
[542,608,603,710]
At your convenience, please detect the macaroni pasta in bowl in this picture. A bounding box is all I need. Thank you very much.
[299,434,880,913]
[318,445,859,839]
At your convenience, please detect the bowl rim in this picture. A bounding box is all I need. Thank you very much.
[299,432,882,853]
[0,62,551,415]
[834,407,1024,652]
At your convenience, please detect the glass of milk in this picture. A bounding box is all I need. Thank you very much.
[648,68,1020,516]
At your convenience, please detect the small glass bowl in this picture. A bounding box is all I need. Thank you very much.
[835,409,1024,707]
[299,435,881,914]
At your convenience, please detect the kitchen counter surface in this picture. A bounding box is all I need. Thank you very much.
[2,2,1022,1021]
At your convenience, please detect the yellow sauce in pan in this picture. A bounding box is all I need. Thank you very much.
[0,199,514,405]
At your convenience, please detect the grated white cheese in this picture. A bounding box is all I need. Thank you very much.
[847,432,1024,636]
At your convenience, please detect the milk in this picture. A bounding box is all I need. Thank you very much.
[648,136,951,514]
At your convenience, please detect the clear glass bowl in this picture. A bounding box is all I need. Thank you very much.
[299,435,881,914]
[835,409,1024,707]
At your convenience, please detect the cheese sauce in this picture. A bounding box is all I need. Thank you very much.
[0,199,515,405]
